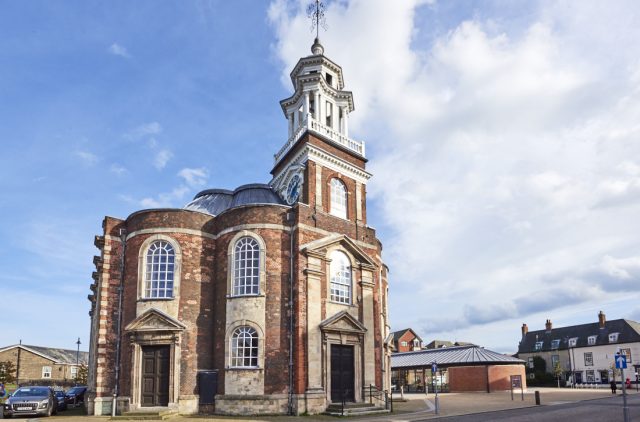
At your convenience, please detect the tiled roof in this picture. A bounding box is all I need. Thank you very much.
[392,345,524,368]
[0,344,88,365]
[391,328,422,343]
[517,319,640,354]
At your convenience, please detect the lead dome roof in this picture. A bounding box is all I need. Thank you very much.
[184,183,287,216]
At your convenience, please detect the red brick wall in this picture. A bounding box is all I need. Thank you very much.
[488,365,527,392]
[449,366,489,392]
[395,331,421,353]
[91,187,385,403]
[448,364,527,392]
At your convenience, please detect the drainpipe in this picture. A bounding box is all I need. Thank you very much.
[112,228,127,417]
[16,339,22,386]
[287,212,295,415]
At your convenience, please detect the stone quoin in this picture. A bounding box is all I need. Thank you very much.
[86,37,391,416]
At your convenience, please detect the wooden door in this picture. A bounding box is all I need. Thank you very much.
[331,345,355,402]
[141,345,170,407]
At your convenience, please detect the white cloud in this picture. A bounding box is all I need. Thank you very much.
[74,150,98,166]
[269,0,640,347]
[178,167,209,188]
[108,43,131,58]
[125,122,163,140]
[110,163,128,176]
[154,149,173,170]
[132,168,208,209]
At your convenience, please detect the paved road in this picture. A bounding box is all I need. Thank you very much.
[421,394,640,421]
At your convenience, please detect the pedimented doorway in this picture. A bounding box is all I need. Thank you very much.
[141,345,170,407]
[330,344,354,402]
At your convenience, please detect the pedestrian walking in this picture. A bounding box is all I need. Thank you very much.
[610,380,617,394]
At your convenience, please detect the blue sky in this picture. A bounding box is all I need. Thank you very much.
[2,0,640,354]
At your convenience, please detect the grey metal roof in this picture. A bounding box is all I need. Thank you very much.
[517,319,640,354]
[392,345,524,369]
[0,344,88,365]
[184,183,287,216]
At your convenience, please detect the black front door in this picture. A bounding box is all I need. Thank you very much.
[141,345,170,407]
[331,345,355,402]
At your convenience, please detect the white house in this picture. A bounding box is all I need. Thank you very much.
[517,311,640,385]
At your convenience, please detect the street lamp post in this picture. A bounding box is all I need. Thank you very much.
[75,337,81,385]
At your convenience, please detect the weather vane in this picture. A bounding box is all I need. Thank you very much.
[307,0,328,39]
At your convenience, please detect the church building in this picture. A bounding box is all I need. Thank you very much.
[86,38,391,416]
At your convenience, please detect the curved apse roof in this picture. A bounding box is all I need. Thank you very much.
[184,183,287,216]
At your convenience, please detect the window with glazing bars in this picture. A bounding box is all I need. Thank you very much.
[230,326,258,367]
[233,237,260,296]
[330,250,351,304]
[330,178,347,219]
[145,241,175,298]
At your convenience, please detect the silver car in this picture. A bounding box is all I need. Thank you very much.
[4,386,58,418]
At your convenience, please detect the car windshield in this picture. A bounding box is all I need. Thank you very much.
[55,391,65,396]
[13,387,49,397]
[67,387,83,394]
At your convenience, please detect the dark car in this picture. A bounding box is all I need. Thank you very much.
[54,390,67,411]
[3,386,58,418]
[64,386,87,406]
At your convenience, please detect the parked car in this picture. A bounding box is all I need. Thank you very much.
[65,385,87,406]
[54,390,67,411]
[3,386,58,418]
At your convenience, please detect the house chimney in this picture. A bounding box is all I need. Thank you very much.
[598,310,606,329]
[521,323,528,337]
[545,319,552,331]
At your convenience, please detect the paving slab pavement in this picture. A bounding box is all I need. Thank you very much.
[35,388,640,421]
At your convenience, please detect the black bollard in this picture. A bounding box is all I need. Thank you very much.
[535,390,541,405]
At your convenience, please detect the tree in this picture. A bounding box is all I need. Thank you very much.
[0,361,16,384]
[553,361,563,388]
[75,364,88,385]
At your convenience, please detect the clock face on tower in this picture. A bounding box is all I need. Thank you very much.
[285,173,302,205]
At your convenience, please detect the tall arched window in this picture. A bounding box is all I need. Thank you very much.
[330,178,347,219]
[230,326,258,367]
[233,237,260,296]
[330,250,351,304]
[145,240,175,298]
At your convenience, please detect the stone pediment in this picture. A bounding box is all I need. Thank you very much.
[125,308,186,333]
[320,310,367,334]
[301,234,377,269]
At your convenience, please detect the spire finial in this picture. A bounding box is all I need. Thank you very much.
[307,0,328,54]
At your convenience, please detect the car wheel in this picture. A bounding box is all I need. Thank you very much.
[47,404,52,417]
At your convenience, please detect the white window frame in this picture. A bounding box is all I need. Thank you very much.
[534,341,543,351]
[588,335,597,345]
[144,240,175,298]
[330,178,348,219]
[568,337,578,347]
[551,339,560,349]
[230,326,259,368]
[584,352,594,366]
[42,366,52,379]
[329,250,352,304]
[401,341,408,347]
[551,354,560,368]
[609,332,619,343]
[586,370,595,382]
[528,357,534,369]
[232,236,261,296]
[70,366,78,379]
